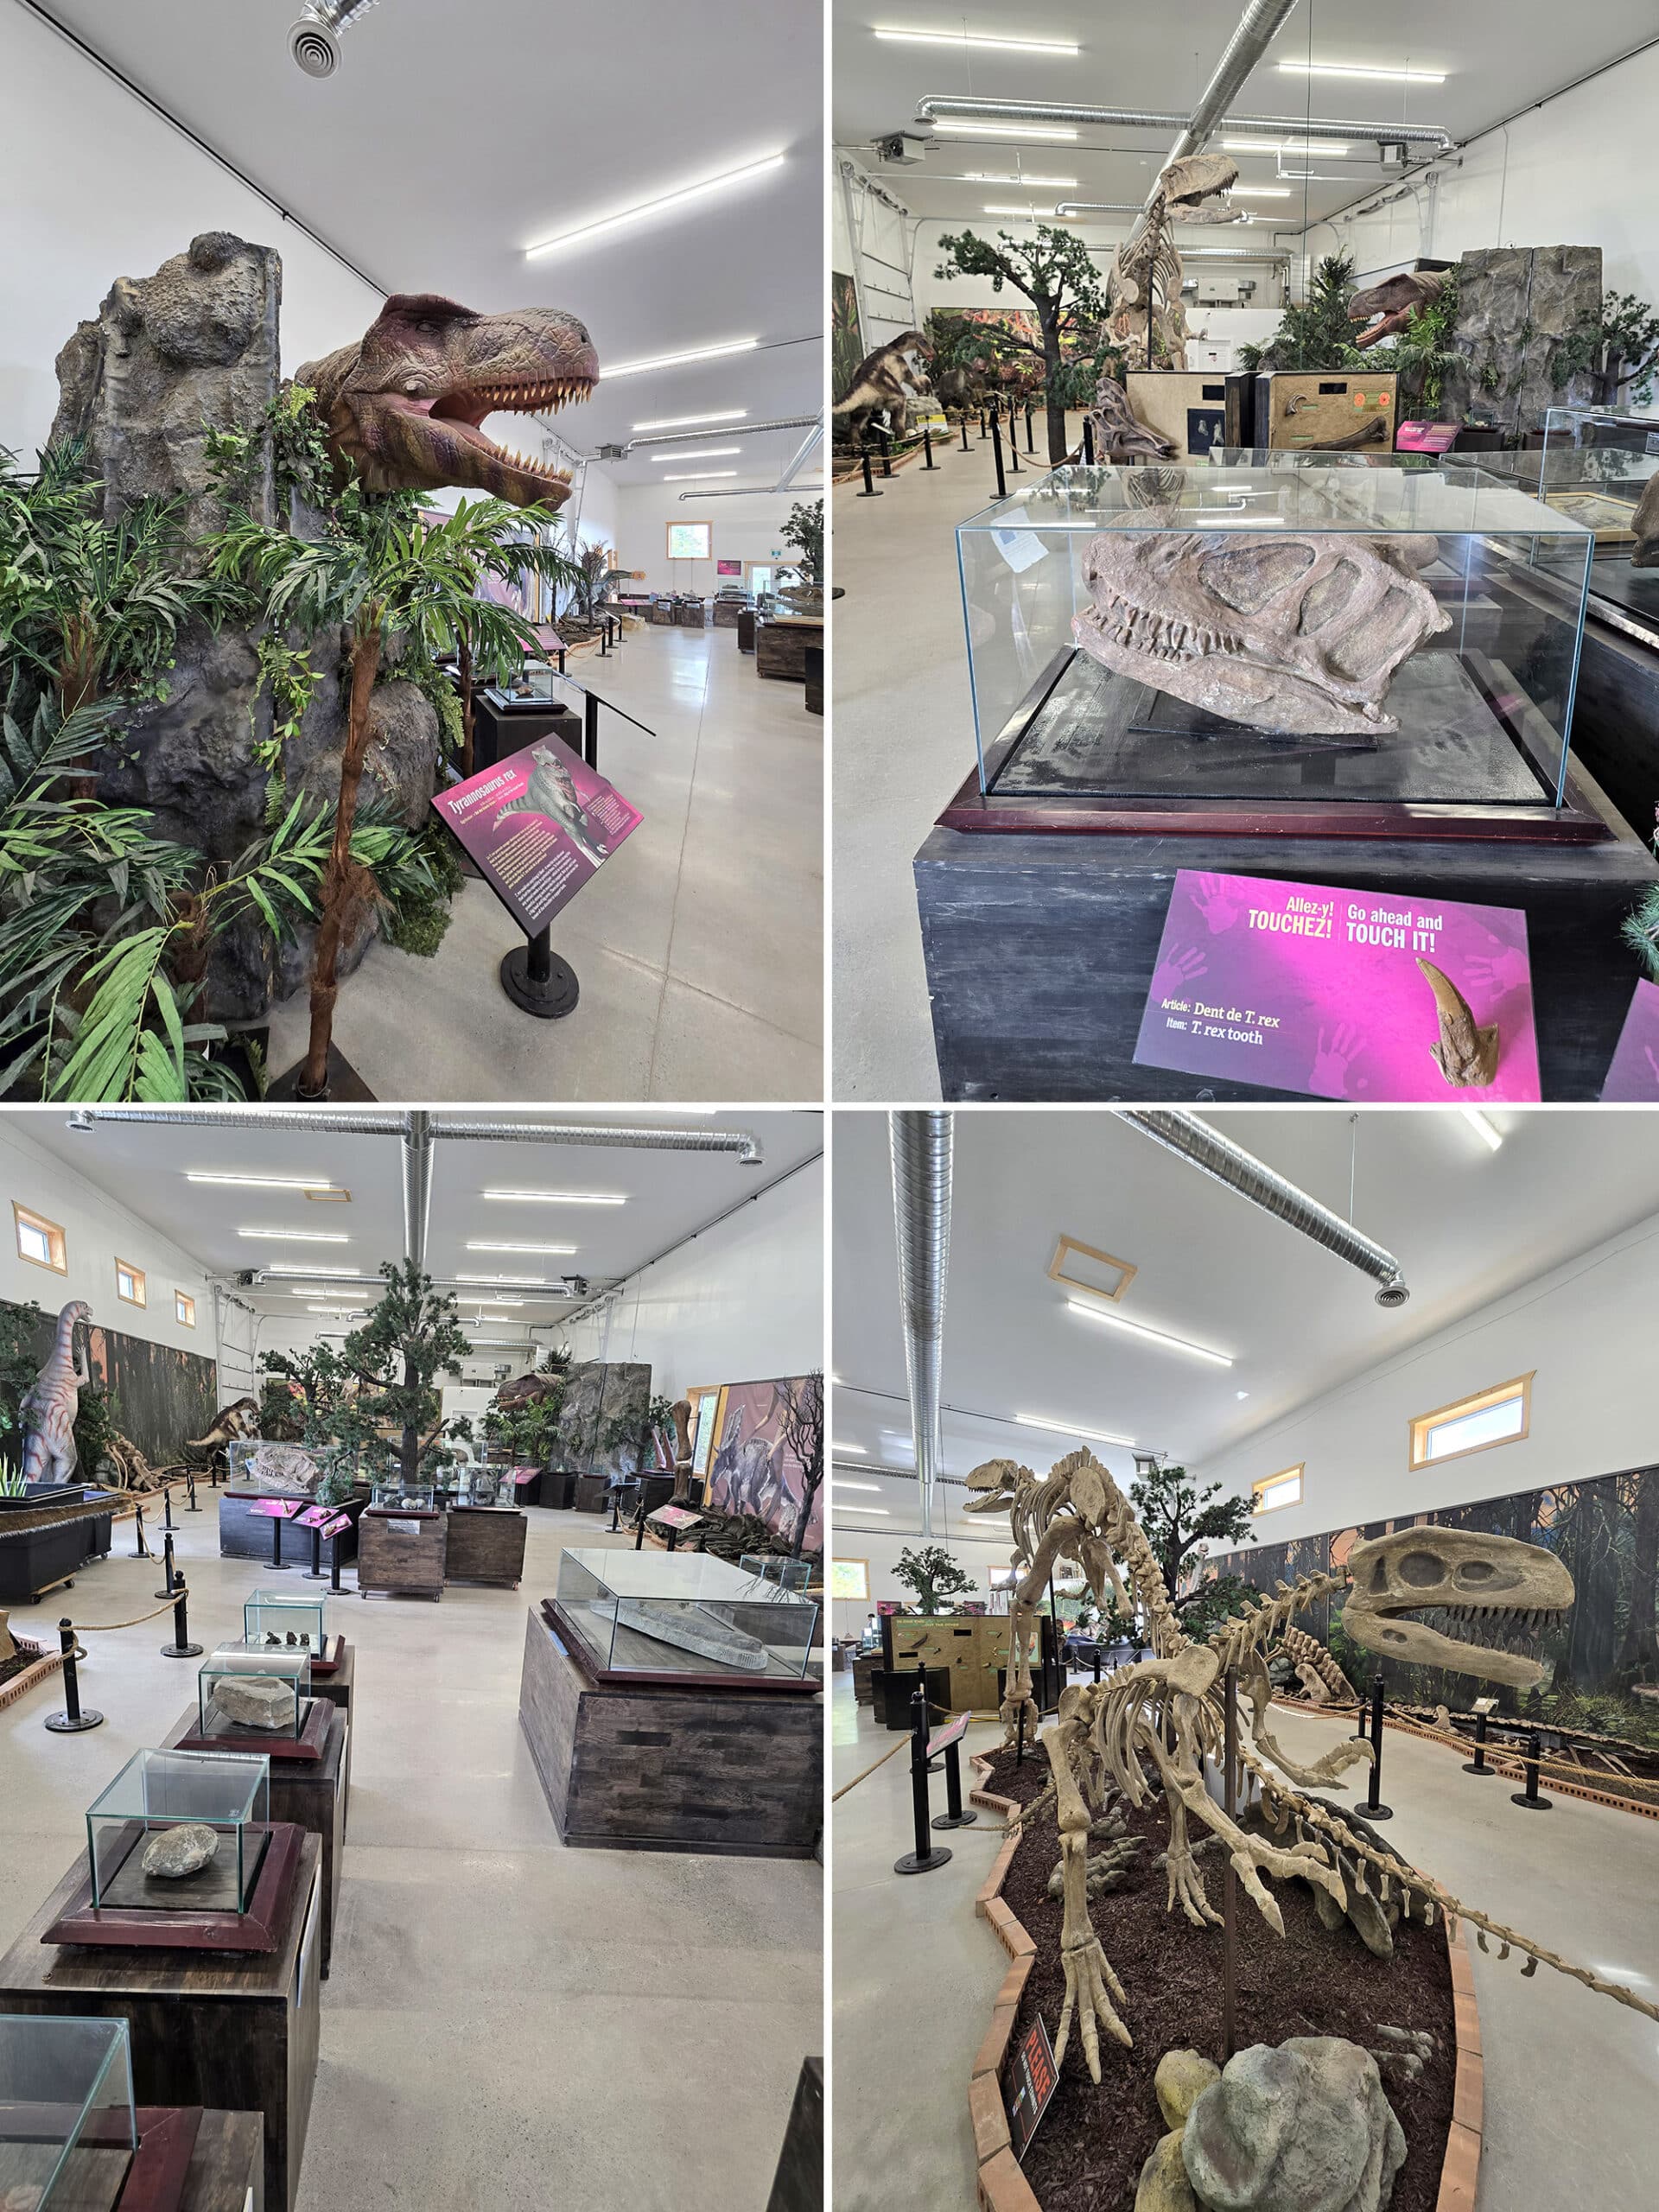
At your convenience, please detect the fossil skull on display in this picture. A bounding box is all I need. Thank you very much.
[1340,1526,1573,1688]
[1072,521,1452,736]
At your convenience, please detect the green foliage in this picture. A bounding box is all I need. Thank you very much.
[1238,253,1367,375]
[1128,1460,1256,1625]
[597,1392,678,1471]
[1622,880,1659,980]
[781,501,823,587]
[0,1455,23,1497]
[203,383,336,517]
[1386,271,1462,415]
[0,1299,46,1459]
[893,1542,978,1615]
[1553,290,1659,408]
[257,1342,363,1502]
[1181,1572,1263,1645]
[934,226,1109,348]
[73,1377,123,1480]
[339,1260,472,1490]
[251,633,322,773]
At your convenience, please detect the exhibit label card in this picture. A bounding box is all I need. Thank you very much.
[1600,979,1659,1099]
[1135,870,1541,1101]
[432,730,642,938]
[1006,2016,1060,2159]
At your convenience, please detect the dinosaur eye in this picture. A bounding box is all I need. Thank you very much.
[404,378,426,397]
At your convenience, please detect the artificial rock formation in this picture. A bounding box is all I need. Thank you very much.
[141,1822,221,1880]
[1182,2039,1406,2212]
[1073,523,1450,737]
[1441,246,1603,435]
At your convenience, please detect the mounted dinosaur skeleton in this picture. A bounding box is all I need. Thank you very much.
[299,293,599,509]
[966,1448,1657,2083]
[1107,154,1243,372]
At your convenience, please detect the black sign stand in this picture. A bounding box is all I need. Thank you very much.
[893,1678,952,1875]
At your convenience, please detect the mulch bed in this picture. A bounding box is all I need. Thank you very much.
[982,1744,1455,2212]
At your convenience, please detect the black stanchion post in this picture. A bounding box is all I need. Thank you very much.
[877,429,892,478]
[185,1466,199,1512]
[46,1618,105,1732]
[932,1734,978,1831]
[893,1679,952,1874]
[154,1529,175,1600]
[306,1524,327,1581]
[991,410,1007,500]
[1026,404,1035,453]
[329,1535,343,1595]
[1462,1709,1495,1777]
[1092,1644,1102,1683]
[978,409,988,440]
[129,1503,148,1560]
[269,1514,290,1572]
[959,418,970,453]
[583,689,600,771]
[634,1509,645,1552]
[856,443,881,497]
[922,423,936,469]
[1511,1732,1553,1811]
[1082,416,1096,467]
[162,1484,175,1533]
[1364,1675,1394,1819]
[161,1576,201,1660]
[1007,405,1021,473]
[599,617,608,657]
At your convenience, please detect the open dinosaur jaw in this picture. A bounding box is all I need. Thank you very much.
[1341,1529,1574,1689]
[384,374,595,509]
[1341,1597,1563,1688]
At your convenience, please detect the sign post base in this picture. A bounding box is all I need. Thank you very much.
[500,937,580,1019]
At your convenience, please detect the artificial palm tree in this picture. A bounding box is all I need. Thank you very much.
[211,488,580,1094]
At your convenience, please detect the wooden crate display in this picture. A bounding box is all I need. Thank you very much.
[885,1616,1033,1713]
[1255,369,1398,450]
[356,1507,447,1598]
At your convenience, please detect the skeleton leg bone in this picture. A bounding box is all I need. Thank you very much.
[1044,1713,1133,2078]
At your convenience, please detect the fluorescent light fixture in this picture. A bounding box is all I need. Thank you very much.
[271,1264,358,1278]
[842,1507,892,1516]
[457,1271,550,1286]
[1223,138,1350,156]
[525,153,785,260]
[874,28,1079,54]
[1013,1412,1136,1448]
[1231,187,1292,199]
[960,172,1077,187]
[833,1441,867,1455]
[1065,1298,1234,1369]
[633,408,748,431]
[1236,1390,1250,1401]
[1459,1107,1503,1153]
[933,122,1079,142]
[188,1172,337,1191]
[482,1190,625,1205]
[832,1479,880,1492]
[237,1228,349,1243]
[466,1240,577,1255]
[464,1336,536,1347]
[984,204,1059,218]
[651,448,741,462]
[604,338,760,380]
[306,1305,363,1316]
[1278,60,1445,84]
[662,470,739,481]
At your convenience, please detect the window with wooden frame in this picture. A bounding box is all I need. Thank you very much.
[175,1291,196,1328]
[1408,1375,1533,1471]
[13,1202,67,1274]
[1252,1465,1304,1515]
[830,1559,870,1602]
[114,1257,147,1308]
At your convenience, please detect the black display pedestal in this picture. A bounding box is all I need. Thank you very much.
[500,928,580,1019]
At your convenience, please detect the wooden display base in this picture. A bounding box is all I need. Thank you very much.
[175,2111,263,2212]
[218,1493,361,1572]
[356,1507,447,1599]
[0,1837,321,2212]
[179,1695,331,1764]
[165,1705,346,1976]
[755,616,823,683]
[43,1824,303,1956]
[304,1639,353,1714]
[442,1505,527,1588]
[518,1605,822,1856]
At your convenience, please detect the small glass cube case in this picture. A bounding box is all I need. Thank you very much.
[86,1747,270,1915]
[242,1587,328,1657]
[0,2013,137,2211]
[370,1482,436,1510]
[198,1645,311,1740]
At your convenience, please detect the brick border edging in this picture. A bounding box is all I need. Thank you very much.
[963,1750,1482,2212]
[0,1647,65,1713]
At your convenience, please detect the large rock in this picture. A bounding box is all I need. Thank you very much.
[290,676,440,834]
[141,1821,220,1879]
[1138,2130,1201,2212]
[1158,2049,1221,2129]
[1444,246,1602,435]
[212,1673,296,1732]
[1182,2038,1406,2212]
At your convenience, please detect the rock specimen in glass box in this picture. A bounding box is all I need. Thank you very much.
[213,1674,294,1730]
[1073,524,1451,737]
[142,1822,220,1879]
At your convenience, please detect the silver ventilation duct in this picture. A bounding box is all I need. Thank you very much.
[890,1111,953,1540]
[401,1109,434,1271]
[1115,1111,1409,1306]
[915,98,1453,156]
[614,416,820,458]
[67,1109,760,1166]
[437,1120,761,1166]
[66,1107,404,1137]
[1162,0,1303,174]
[289,1,381,79]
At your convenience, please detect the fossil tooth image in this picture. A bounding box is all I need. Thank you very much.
[1416,959,1501,1088]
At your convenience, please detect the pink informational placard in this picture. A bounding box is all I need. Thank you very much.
[296,1505,334,1529]
[507,1465,540,1488]
[1395,419,1460,454]
[432,730,643,938]
[317,1512,353,1540]
[928,1711,972,1758]
[1600,978,1659,1098]
[1135,869,1541,1101]
[649,1504,702,1530]
[249,1497,303,1520]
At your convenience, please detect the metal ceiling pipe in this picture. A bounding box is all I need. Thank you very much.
[620,416,819,456]
[1115,1111,1409,1306]
[915,97,1453,154]
[437,1120,762,1166]
[401,1109,434,1272]
[890,1110,953,1541]
[69,1108,760,1164]
[66,1107,404,1136]
[772,423,824,492]
[1162,0,1303,175]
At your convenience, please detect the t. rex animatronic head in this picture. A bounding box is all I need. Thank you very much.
[1349,269,1449,349]
[298,294,599,508]
[1340,1525,1573,1688]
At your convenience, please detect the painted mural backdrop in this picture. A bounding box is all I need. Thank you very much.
[1203,1462,1659,1734]
[704,1377,823,1553]
[1,1296,216,1469]
[831,271,863,399]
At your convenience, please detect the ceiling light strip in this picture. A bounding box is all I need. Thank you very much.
[874,28,1079,54]
[1065,1298,1234,1368]
[632,409,748,431]
[604,339,760,380]
[525,154,786,259]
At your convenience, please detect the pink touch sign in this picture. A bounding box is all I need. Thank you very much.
[250,1497,303,1520]
[1135,870,1541,1102]
[1600,980,1659,1100]
[432,729,643,938]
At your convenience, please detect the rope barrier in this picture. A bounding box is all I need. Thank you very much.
[60,1585,192,1636]
[830,1733,908,1802]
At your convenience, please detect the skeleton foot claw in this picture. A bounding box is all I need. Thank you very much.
[1054,1933,1132,2082]
[1165,1845,1222,1929]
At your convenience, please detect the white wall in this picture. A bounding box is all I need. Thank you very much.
[0,1,385,464]
[612,480,817,594]
[829,1510,1019,1641]
[1199,1210,1659,1554]
[0,1118,218,1373]
[563,1156,823,1403]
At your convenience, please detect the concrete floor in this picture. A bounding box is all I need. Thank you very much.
[267,623,823,1101]
[1,1503,822,2212]
[830,416,1080,1101]
[830,1676,1659,2212]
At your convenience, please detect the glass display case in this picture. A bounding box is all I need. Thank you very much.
[370,1482,435,1510]
[0,2015,137,2211]
[1536,406,1659,632]
[952,460,1597,831]
[461,1465,505,1508]
[198,1645,311,1740]
[739,1554,813,1594]
[556,1548,819,1680]
[242,1587,328,1656]
[86,1747,270,1915]
[225,1437,324,1497]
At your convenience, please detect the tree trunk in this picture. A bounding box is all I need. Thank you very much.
[399,1351,420,1491]
[297,622,382,1096]
[457,633,474,781]
[791,1460,822,1558]
[1040,311,1068,462]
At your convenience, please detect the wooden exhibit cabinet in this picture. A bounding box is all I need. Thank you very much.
[1252,370,1398,451]
[1125,370,1250,459]
[883,1615,1035,1713]
[356,1507,447,1599]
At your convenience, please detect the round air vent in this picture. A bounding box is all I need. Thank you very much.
[289,18,339,76]
[1374,1281,1411,1309]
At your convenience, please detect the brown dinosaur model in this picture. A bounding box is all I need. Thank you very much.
[1084,375,1178,463]
[1108,154,1242,372]
[298,293,599,509]
[965,1448,1658,2085]
[832,332,933,447]
[1350,268,1449,350]
[1416,960,1502,1088]
[188,1398,261,1456]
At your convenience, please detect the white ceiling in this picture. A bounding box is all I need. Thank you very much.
[27,1109,822,1338]
[830,1108,1659,1539]
[40,0,823,488]
[833,3,1659,246]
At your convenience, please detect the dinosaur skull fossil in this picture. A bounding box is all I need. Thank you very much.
[1073,524,1451,736]
[1157,152,1243,226]
[1341,1527,1573,1688]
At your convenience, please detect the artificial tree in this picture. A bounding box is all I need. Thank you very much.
[934,226,1112,461]
[595,1392,679,1484]
[332,1260,471,1493]
[893,1543,977,1616]
[257,1340,365,1502]
[775,1370,824,1558]
[1388,270,1463,416]
[1126,1458,1259,1643]
[1238,252,1368,375]
[1554,290,1659,410]
[779,501,823,604]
